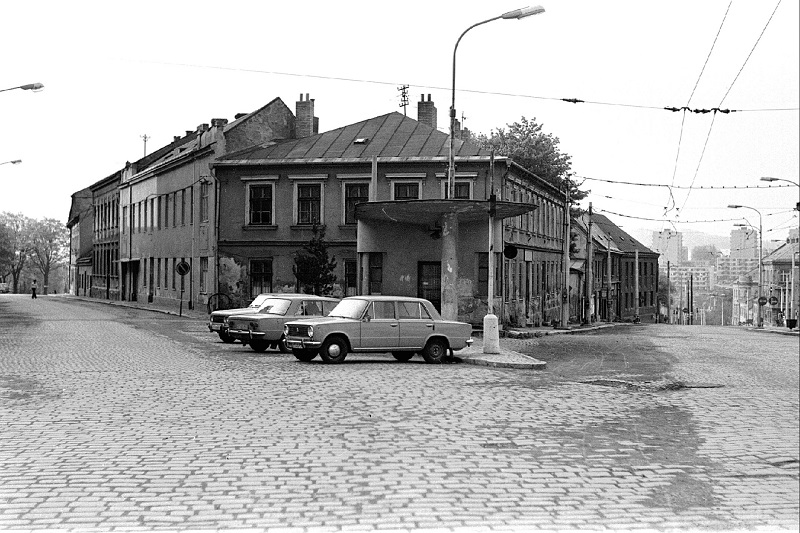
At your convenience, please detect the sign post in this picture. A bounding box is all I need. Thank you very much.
[175,260,191,316]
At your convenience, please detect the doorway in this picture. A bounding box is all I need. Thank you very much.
[417,262,441,312]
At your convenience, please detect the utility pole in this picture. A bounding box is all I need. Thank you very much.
[141,134,150,158]
[634,248,640,320]
[561,180,571,328]
[667,261,671,324]
[584,203,593,324]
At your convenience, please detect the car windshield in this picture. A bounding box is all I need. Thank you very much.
[257,298,292,316]
[249,294,272,308]
[329,299,369,319]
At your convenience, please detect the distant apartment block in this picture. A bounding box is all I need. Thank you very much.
[652,229,687,266]
[729,227,759,259]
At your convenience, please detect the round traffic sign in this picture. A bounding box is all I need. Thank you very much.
[175,260,191,276]
[768,296,778,306]
[757,296,768,306]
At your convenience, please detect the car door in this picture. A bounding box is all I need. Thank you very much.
[397,301,434,350]
[360,301,399,349]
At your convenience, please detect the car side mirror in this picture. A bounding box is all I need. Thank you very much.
[363,314,371,322]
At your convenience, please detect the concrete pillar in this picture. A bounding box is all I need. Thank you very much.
[483,314,500,353]
[441,212,459,321]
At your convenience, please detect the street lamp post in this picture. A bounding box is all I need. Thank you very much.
[730,205,763,328]
[445,5,544,329]
[0,83,44,93]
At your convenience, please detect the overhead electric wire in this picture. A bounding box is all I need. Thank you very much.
[687,1,733,105]
[579,175,794,190]
[125,58,799,115]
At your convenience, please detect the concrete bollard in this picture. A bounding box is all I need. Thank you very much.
[483,313,500,354]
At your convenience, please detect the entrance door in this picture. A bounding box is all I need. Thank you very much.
[418,262,441,312]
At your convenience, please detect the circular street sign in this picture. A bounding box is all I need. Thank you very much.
[768,296,779,306]
[757,296,768,306]
[682,308,689,314]
[175,260,191,277]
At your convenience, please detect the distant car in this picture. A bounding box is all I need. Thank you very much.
[226,295,340,353]
[207,293,280,343]
[283,296,474,364]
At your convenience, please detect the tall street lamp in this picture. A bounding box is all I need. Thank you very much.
[0,160,22,166]
[730,204,763,328]
[0,83,44,93]
[445,5,544,328]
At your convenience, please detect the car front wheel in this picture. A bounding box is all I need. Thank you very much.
[292,349,317,362]
[218,330,235,343]
[277,335,291,353]
[319,336,348,364]
[421,338,448,364]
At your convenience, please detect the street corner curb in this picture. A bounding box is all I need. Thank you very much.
[457,350,547,370]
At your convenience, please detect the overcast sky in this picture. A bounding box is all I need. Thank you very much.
[2,0,798,246]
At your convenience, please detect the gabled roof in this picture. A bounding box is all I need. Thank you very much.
[591,213,658,256]
[763,241,800,264]
[218,112,490,163]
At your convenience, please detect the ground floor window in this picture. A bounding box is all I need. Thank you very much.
[199,257,208,293]
[344,260,358,296]
[369,254,383,294]
[250,259,273,298]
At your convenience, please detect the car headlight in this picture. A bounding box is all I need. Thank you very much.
[307,326,314,338]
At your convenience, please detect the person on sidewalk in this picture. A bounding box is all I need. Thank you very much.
[31,279,38,299]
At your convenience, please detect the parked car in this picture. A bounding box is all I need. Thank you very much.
[226,295,340,352]
[207,293,281,343]
[284,296,474,364]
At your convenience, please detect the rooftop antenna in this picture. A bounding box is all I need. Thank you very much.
[141,134,150,157]
[397,85,409,116]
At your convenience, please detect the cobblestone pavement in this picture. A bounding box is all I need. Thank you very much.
[0,294,797,532]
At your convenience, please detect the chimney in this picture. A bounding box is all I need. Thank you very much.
[173,136,181,142]
[211,118,228,128]
[417,94,437,130]
[196,123,209,133]
[235,112,248,120]
[296,93,316,138]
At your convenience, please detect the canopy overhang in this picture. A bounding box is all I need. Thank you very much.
[355,199,536,226]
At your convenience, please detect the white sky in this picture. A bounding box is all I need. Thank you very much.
[2,0,798,247]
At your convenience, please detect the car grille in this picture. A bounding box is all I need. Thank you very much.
[287,324,309,337]
[212,315,225,324]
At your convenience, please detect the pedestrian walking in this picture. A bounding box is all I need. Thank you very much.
[31,279,37,299]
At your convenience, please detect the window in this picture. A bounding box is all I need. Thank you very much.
[344,259,358,296]
[250,260,273,298]
[189,185,194,225]
[344,183,369,224]
[297,184,321,225]
[368,301,395,320]
[150,198,155,230]
[157,197,161,229]
[398,301,431,319]
[296,300,325,317]
[143,200,148,232]
[163,257,168,288]
[172,258,177,289]
[393,182,419,200]
[369,253,383,294]
[199,257,208,293]
[164,195,169,229]
[137,202,142,233]
[180,189,186,226]
[200,182,209,222]
[172,194,177,227]
[478,253,489,297]
[249,184,273,225]
[442,181,472,199]
[122,206,128,234]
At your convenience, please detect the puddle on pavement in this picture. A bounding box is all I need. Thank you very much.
[580,378,725,391]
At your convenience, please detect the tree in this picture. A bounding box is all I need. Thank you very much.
[0,221,14,282]
[465,116,587,206]
[293,225,337,296]
[29,218,69,295]
[0,212,34,293]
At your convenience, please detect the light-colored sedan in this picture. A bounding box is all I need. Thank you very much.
[207,293,277,343]
[284,296,474,364]
[226,295,340,353]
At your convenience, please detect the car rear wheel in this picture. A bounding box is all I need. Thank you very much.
[421,338,447,364]
[319,336,348,364]
[292,349,317,362]
[392,351,415,362]
[249,340,269,353]
[218,330,235,343]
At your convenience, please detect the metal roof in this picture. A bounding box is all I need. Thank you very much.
[217,112,490,164]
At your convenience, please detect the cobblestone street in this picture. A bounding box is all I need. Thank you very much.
[0,294,797,531]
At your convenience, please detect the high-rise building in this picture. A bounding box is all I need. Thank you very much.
[652,229,687,266]
[730,227,759,259]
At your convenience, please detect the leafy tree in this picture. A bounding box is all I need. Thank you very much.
[29,218,69,295]
[0,212,34,293]
[465,116,587,208]
[293,224,337,296]
[0,221,14,282]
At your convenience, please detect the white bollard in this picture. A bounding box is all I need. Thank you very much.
[483,313,500,354]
